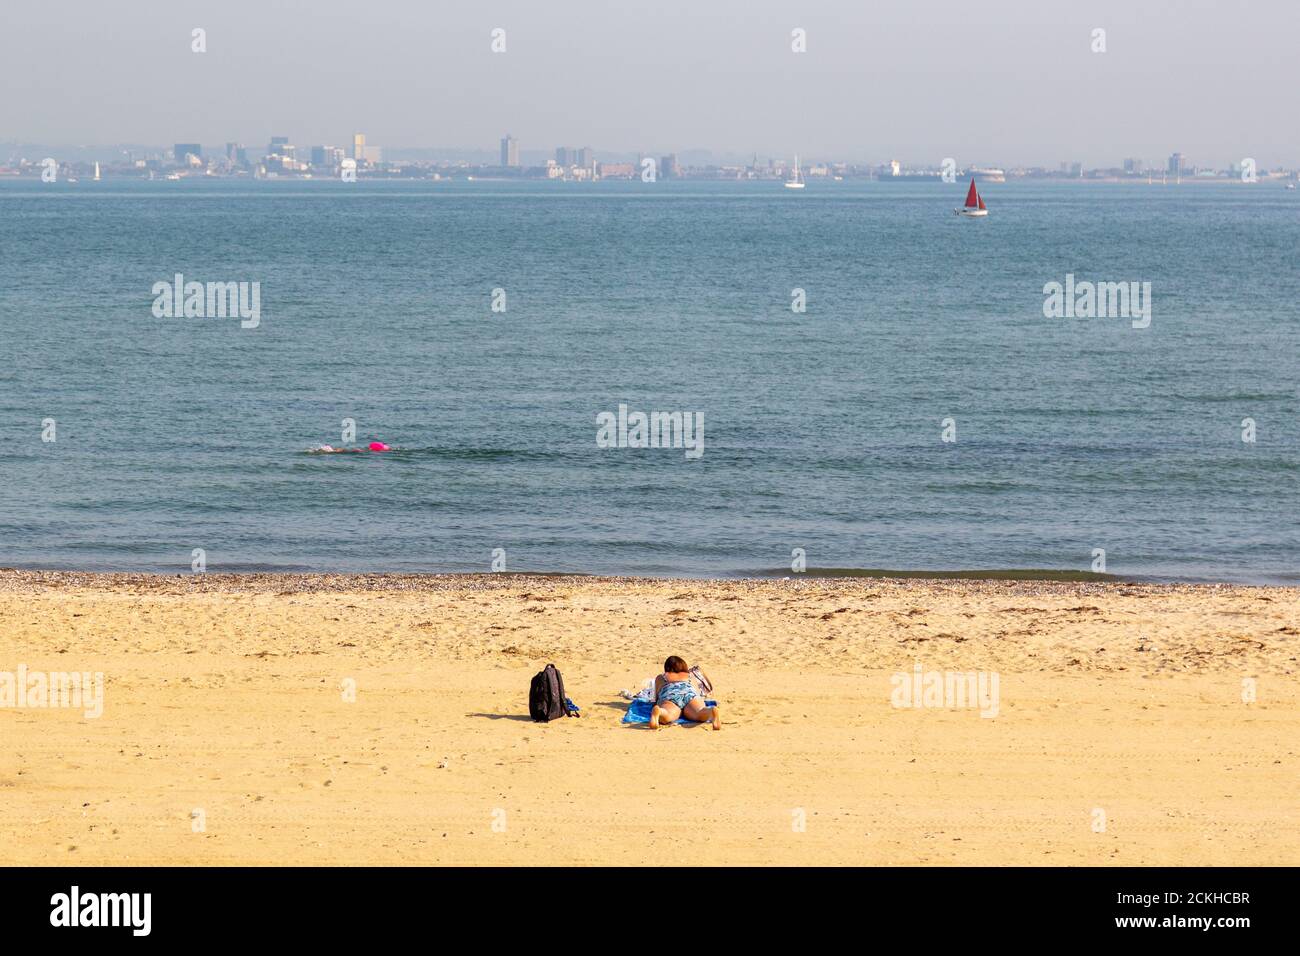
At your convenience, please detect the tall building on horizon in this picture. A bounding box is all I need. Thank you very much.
[353,133,366,161]
[1167,152,1184,175]
[501,135,519,167]
[555,146,576,167]
[268,136,293,160]
[173,143,202,163]
[310,146,345,169]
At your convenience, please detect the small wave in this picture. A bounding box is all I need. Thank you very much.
[1171,391,1295,403]
[924,480,1025,493]
[301,446,561,462]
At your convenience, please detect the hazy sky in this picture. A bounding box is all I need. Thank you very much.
[2,0,1295,167]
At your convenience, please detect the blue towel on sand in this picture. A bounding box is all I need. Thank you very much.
[622,698,718,725]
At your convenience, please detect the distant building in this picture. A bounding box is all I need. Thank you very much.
[661,153,680,178]
[173,143,202,163]
[1122,157,1142,174]
[353,133,366,161]
[551,144,595,170]
[596,162,635,179]
[501,135,519,167]
[1167,152,1184,175]
[267,136,293,159]
[311,146,346,169]
[889,159,901,177]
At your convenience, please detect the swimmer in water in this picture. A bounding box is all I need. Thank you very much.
[310,441,390,454]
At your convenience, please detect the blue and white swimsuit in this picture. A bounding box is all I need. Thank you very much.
[656,679,698,709]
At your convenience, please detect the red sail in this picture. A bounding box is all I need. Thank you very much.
[965,178,979,207]
[977,195,986,210]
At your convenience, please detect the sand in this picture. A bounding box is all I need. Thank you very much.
[1,570,1296,866]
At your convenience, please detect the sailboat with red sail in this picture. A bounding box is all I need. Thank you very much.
[954,177,988,217]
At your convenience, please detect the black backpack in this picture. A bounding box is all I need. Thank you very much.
[529,663,573,722]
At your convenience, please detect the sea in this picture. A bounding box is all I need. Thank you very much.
[0,177,1296,582]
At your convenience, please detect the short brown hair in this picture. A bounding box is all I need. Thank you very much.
[664,656,689,673]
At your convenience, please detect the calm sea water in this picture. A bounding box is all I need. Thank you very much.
[0,178,1296,582]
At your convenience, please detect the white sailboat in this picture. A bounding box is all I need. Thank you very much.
[784,155,805,189]
[954,178,988,217]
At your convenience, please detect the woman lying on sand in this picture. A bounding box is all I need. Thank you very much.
[650,656,722,730]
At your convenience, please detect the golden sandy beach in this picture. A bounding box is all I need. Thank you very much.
[1,570,1296,866]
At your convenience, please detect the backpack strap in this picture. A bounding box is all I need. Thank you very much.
[549,664,573,717]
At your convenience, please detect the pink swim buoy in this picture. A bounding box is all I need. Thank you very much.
[368,442,389,452]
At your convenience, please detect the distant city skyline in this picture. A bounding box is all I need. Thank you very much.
[11,136,1292,189]
[2,0,1297,168]
[5,136,1291,182]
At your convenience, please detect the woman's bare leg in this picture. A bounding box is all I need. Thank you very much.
[683,698,722,730]
[649,701,681,729]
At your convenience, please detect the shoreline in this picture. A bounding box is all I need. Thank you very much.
[3,566,1293,593]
